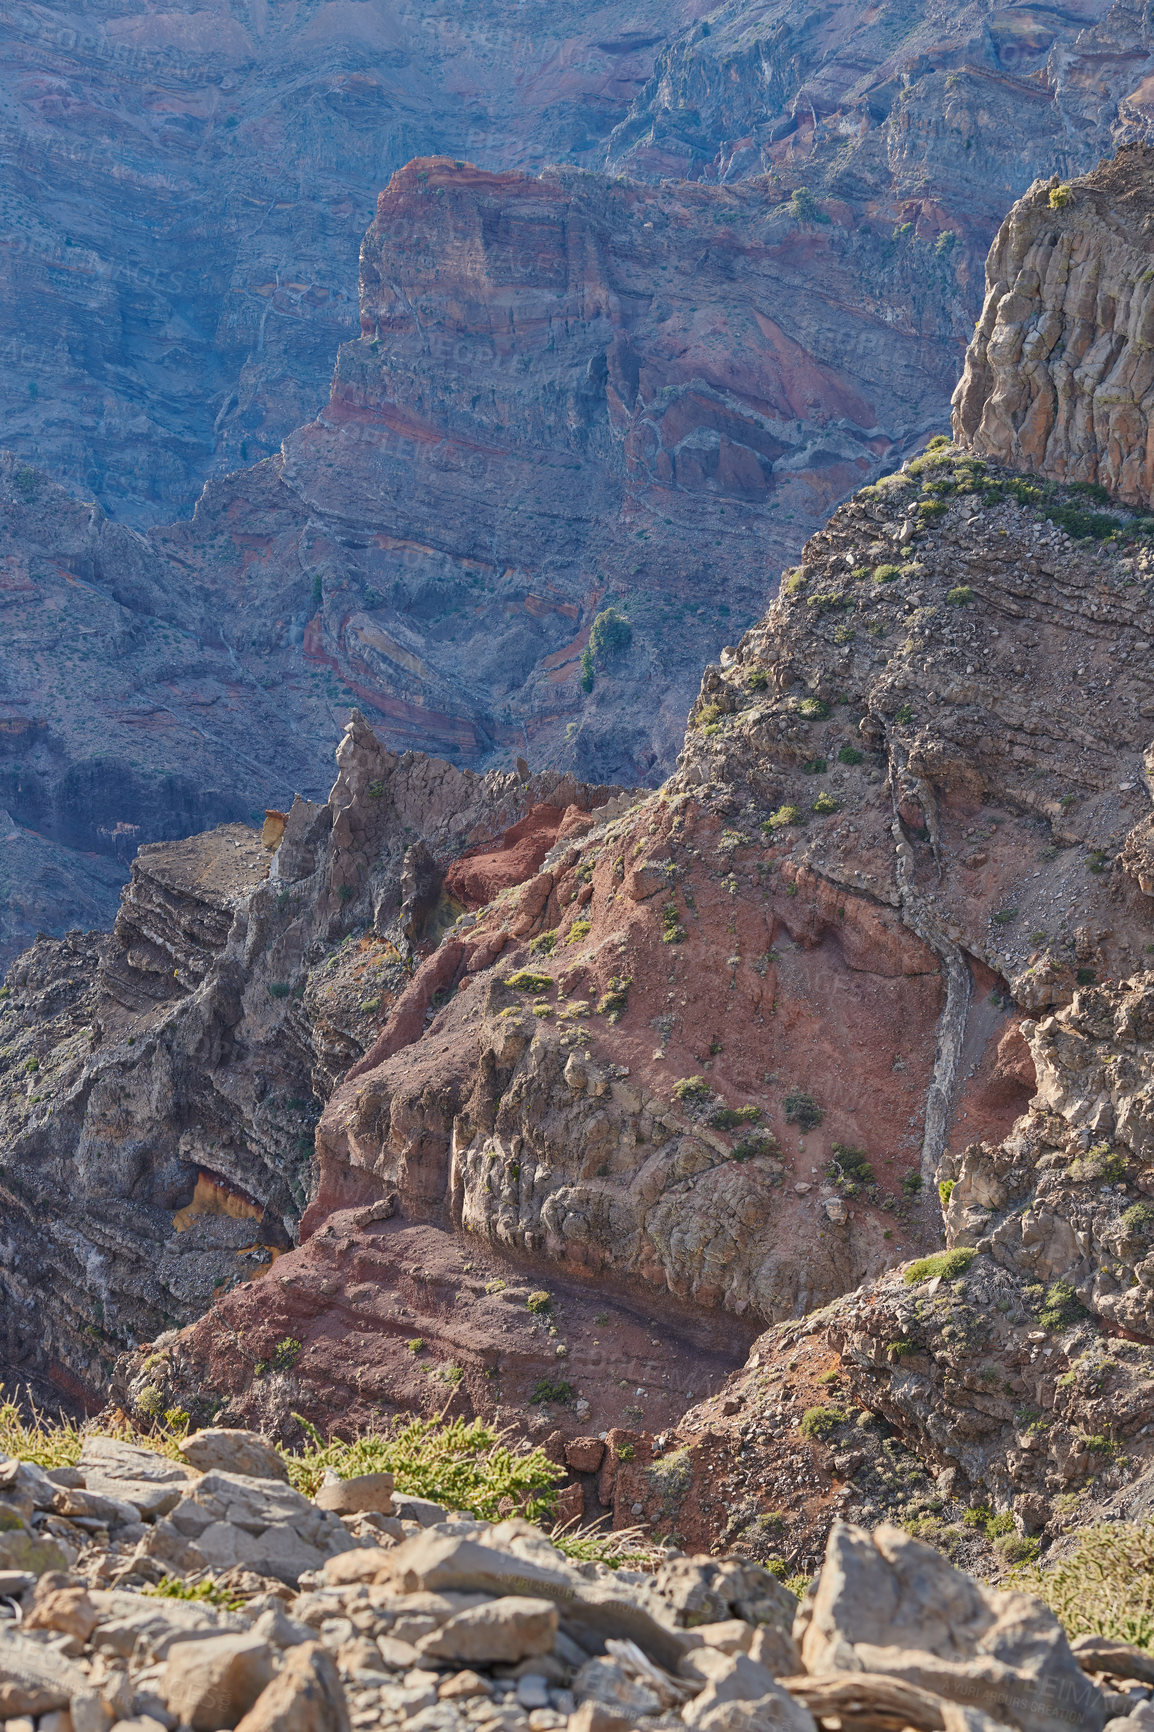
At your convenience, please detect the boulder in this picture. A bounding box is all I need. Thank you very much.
[417,1596,559,1664]
[179,1432,288,1484]
[0,1633,88,1717]
[313,1473,394,1516]
[233,1642,350,1732]
[165,1470,354,1586]
[680,1654,815,1732]
[799,1523,1105,1732]
[79,1438,195,1521]
[563,1439,605,1474]
[377,1530,691,1669]
[25,1584,101,1642]
[163,1634,274,1731]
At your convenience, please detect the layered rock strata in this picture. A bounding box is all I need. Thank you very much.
[0,732,616,1401]
[955,143,1154,503]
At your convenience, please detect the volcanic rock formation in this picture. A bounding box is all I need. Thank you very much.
[955,142,1154,505]
[5,148,1154,1575]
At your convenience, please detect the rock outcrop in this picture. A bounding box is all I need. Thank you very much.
[955,144,1154,503]
[0,726,617,1401]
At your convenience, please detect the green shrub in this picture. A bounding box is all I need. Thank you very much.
[708,1103,761,1130]
[802,757,827,774]
[783,569,808,596]
[813,792,840,815]
[1122,1203,1154,1237]
[526,1290,552,1314]
[888,1339,919,1359]
[784,1088,823,1131]
[894,703,914,725]
[873,564,902,583]
[530,1379,572,1405]
[946,586,974,604]
[407,1338,425,1353]
[919,500,948,519]
[733,1129,782,1161]
[14,466,38,498]
[674,1075,712,1103]
[505,970,553,993]
[902,1170,923,1195]
[798,1405,843,1440]
[268,983,292,998]
[837,744,863,765]
[748,668,769,691]
[530,930,557,955]
[798,696,830,719]
[830,1144,874,1190]
[567,918,592,943]
[1013,1520,1154,1648]
[589,607,631,662]
[904,1248,975,1285]
[22,1057,39,1074]
[271,1338,302,1372]
[764,805,802,830]
[145,1576,243,1610]
[1049,183,1074,209]
[1037,1279,1084,1331]
[661,903,686,943]
[596,975,631,1021]
[286,1414,563,1519]
[1070,1141,1128,1183]
[939,1179,955,1207]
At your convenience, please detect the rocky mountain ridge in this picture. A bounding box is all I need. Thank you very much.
[3,146,1154,1592]
[11,0,1154,957]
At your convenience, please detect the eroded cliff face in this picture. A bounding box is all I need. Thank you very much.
[0,153,963,963]
[954,143,1154,501]
[0,0,706,521]
[83,438,1151,1505]
[0,729,617,1404]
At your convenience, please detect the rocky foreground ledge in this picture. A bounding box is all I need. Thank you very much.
[1,1426,1152,1732]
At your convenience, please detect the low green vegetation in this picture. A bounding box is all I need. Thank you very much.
[798,1405,843,1440]
[783,1088,823,1131]
[673,1075,712,1103]
[1014,1521,1154,1650]
[763,805,801,831]
[505,970,553,993]
[286,1414,563,1518]
[904,1247,975,1285]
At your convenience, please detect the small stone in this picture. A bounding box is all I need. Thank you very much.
[565,1705,631,1732]
[563,1440,604,1475]
[516,1676,550,1711]
[438,1672,492,1702]
[376,1635,423,1671]
[794,1183,812,1195]
[180,1431,289,1483]
[322,1547,394,1586]
[163,1634,274,1731]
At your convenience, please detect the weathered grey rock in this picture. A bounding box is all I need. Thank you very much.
[573,1659,662,1721]
[391,1496,449,1528]
[26,1585,101,1642]
[79,1440,195,1522]
[417,1597,559,1664]
[378,1531,690,1670]
[233,1643,350,1732]
[180,1433,289,1485]
[0,1529,69,1576]
[162,1634,274,1731]
[680,1654,815,1732]
[0,1632,88,1717]
[53,1488,146,1529]
[90,1590,246,1663]
[800,1523,1104,1732]
[313,1474,394,1516]
[167,1471,354,1586]
[248,1606,314,1651]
